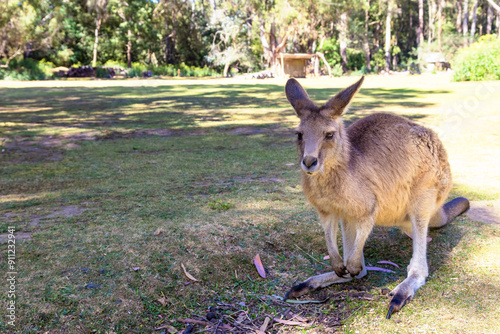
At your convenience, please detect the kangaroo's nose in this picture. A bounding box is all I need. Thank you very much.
[302,156,318,169]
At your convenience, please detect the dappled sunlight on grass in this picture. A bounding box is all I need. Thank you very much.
[0,193,49,203]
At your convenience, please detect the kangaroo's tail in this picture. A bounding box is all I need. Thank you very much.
[430,197,470,229]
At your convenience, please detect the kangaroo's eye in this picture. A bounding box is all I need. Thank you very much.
[296,132,303,141]
[325,132,335,140]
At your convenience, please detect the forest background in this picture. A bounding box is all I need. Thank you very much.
[1,0,500,80]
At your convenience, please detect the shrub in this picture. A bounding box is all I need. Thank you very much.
[127,63,147,77]
[331,64,343,77]
[322,38,342,68]
[1,58,55,80]
[452,35,500,82]
[95,67,112,78]
[347,48,366,71]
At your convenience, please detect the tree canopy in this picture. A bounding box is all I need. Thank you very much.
[1,0,500,73]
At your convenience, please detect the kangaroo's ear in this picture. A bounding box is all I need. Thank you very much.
[325,76,364,117]
[285,78,316,118]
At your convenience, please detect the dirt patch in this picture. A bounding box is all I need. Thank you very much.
[1,131,99,164]
[28,205,88,227]
[0,205,88,243]
[0,231,32,243]
[466,200,500,225]
[2,126,292,165]
[228,127,265,135]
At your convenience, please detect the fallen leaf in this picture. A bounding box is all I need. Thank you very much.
[366,266,395,273]
[176,318,233,330]
[377,260,400,268]
[253,254,266,278]
[272,295,329,304]
[153,228,163,236]
[176,318,209,326]
[273,318,312,327]
[235,312,246,323]
[181,263,199,282]
[260,316,270,332]
[155,324,178,333]
[404,232,432,242]
[290,314,308,322]
[157,297,167,307]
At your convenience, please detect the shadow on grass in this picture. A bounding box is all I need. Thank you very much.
[0,84,448,139]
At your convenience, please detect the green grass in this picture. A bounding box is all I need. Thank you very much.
[0,75,499,333]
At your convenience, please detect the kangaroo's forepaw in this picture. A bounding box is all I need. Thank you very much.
[346,261,363,277]
[386,285,414,319]
[333,263,349,278]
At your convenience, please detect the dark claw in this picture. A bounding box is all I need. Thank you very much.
[334,265,349,278]
[386,305,395,319]
[386,294,410,319]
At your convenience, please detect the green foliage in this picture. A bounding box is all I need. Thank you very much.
[351,65,368,76]
[126,63,148,77]
[371,49,386,72]
[452,35,500,82]
[1,59,55,80]
[347,49,366,71]
[322,38,341,67]
[95,67,113,78]
[208,200,234,211]
[331,64,343,77]
[1,0,499,78]
[53,47,75,67]
[124,62,219,78]
[322,39,366,73]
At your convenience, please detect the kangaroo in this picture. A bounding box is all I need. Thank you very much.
[284,76,469,319]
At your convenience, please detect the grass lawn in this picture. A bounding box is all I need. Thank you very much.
[0,74,499,333]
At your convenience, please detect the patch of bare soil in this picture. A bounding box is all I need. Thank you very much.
[28,205,88,227]
[1,131,99,164]
[466,200,500,225]
[0,205,88,243]
[0,232,32,243]
[2,126,291,164]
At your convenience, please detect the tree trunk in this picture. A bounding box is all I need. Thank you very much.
[339,12,348,73]
[223,62,230,77]
[487,3,493,34]
[385,0,392,72]
[269,21,277,72]
[498,2,500,37]
[260,19,288,75]
[438,0,443,51]
[428,0,434,45]
[164,17,175,64]
[363,0,371,72]
[456,0,463,34]
[127,28,132,68]
[92,18,102,67]
[470,0,479,41]
[418,0,424,62]
[463,0,469,37]
[498,0,500,37]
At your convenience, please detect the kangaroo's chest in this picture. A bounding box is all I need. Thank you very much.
[302,176,374,220]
